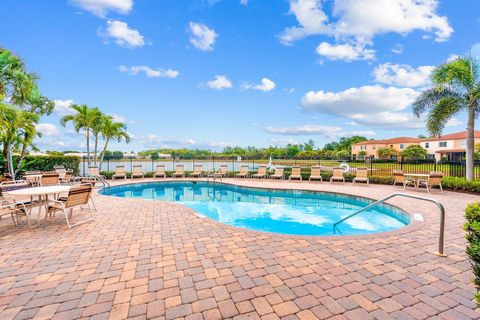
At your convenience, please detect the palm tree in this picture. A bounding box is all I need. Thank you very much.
[413,55,480,180]
[91,110,105,164]
[60,104,102,166]
[98,116,130,167]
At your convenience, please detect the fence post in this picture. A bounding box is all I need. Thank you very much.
[130,158,133,172]
[151,158,154,172]
[213,156,215,171]
[232,157,235,172]
[434,159,437,172]
[252,159,255,171]
[400,157,403,171]
[82,156,86,175]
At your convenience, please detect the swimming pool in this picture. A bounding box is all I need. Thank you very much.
[100,181,410,236]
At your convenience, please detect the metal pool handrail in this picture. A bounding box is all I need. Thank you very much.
[333,193,446,256]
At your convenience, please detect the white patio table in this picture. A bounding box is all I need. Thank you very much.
[404,173,430,190]
[5,185,71,226]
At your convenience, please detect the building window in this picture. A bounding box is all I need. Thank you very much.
[400,144,405,149]
[373,145,376,150]
[425,142,429,148]
[439,141,447,147]
[460,139,466,147]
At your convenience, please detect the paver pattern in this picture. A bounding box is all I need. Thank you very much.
[0,178,479,320]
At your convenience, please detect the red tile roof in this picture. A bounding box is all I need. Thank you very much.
[352,137,420,146]
[422,130,480,141]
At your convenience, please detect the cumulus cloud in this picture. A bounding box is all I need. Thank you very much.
[264,125,345,139]
[189,22,217,51]
[391,43,404,54]
[143,134,228,150]
[53,99,76,116]
[101,20,145,48]
[242,78,276,92]
[36,123,61,137]
[302,85,422,129]
[70,0,133,17]
[204,75,233,90]
[350,130,376,137]
[373,63,434,87]
[240,0,248,5]
[316,42,375,61]
[118,65,179,78]
[446,118,462,127]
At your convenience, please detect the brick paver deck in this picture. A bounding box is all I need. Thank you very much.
[0,178,479,319]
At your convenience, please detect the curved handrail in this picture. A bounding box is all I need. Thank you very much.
[333,193,446,256]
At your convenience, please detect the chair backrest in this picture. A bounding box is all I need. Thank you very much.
[88,166,100,176]
[0,180,29,193]
[133,165,143,174]
[239,165,249,174]
[155,165,165,174]
[356,167,368,178]
[332,167,344,178]
[219,165,228,174]
[311,166,321,176]
[25,170,42,175]
[429,172,443,184]
[54,165,66,176]
[115,166,126,174]
[175,165,184,173]
[42,172,59,186]
[393,170,405,182]
[274,168,284,176]
[257,165,267,175]
[193,165,203,173]
[291,166,301,176]
[65,185,92,208]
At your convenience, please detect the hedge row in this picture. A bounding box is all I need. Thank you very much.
[441,177,480,193]
[465,203,480,304]
[1,155,81,176]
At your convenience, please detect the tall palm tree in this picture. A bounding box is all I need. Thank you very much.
[90,109,105,164]
[413,56,480,180]
[98,116,130,167]
[60,104,102,166]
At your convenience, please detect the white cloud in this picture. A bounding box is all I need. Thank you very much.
[373,63,434,87]
[264,125,345,139]
[302,85,422,129]
[391,43,404,54]
[143,134,228,150]
[350,130,376,137]
[118,65,179,78]
[316,42,375,61]
[71,0,133,17]
[268,138,299,146]
[446,54,460,63]
[242,78,276,92]
[36,123,60,137]
[240,0,248,5]
[189,22,217,51]
[446,118,463,127]
[102,20,145,48]
[53,99,76,116]
[204,75,233,90]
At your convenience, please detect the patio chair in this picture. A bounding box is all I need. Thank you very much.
[418,172,444,193]
[41,171,60,186]
[330,167,345,183]
[59,169,73,185]
[353,167,369,185]
[53,165,67,179]
[309,166,323,182]
[47,184,95,228]
[252,165,268,179]
[219,165,229,177]
[0,198,31,229]
[189,165,204,178]
[393,170,415,190]
[270,168,284,180]
[131,165,144,179]
[112,166,126,180]
[0,180,32,205]
[153,165,166,178]
[235,165,249,179]
[23,171,42,187]
[172,165,185,178]
[289,166,302,181]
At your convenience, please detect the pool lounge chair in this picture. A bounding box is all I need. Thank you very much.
[235,165,249,179]
[418,172,443,193]
[289,166,302,181]
[309,166,322,182]
[153,165,166,178]
[189,165,204,178]
[353,167,369,185]
[172,165,185,178]
[87,165,106,180]
[112,166,127,180]
[330,167,345,183]
[131,165,144,179]
[219,165,229,177]
[252,165,268,179]
[270,168,284,180]
[53,165,67,179]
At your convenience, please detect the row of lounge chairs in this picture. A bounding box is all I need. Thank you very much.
[104,164,369,184]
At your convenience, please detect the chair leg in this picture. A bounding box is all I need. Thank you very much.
[440,184,443,193]
[62,208,72,228]
[10,213,17,226]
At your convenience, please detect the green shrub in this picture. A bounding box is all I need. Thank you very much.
[441,177,480,193]
[465,203,480,305]
[18,155,81,175]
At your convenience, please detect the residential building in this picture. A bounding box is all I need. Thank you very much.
[351,137,420,160]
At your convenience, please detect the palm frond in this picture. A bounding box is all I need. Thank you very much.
[412,86,464,117]
[426,97,463,136]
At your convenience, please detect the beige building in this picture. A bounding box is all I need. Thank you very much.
[351,130,480,161]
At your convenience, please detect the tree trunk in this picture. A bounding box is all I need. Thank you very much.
[6,144,14,178]
[14,133,29,176]
[86,129,91,167]
[466,106,475,180]
[99,138,110,169]
[93,134,98,165]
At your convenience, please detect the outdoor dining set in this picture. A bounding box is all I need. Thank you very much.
[0,166,96,230]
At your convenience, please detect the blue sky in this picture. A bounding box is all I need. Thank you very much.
[1,0,479,151]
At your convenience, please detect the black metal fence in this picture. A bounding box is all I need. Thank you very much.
[80,157,480,178]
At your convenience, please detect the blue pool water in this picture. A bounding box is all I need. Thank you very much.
[100,181,410,236]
